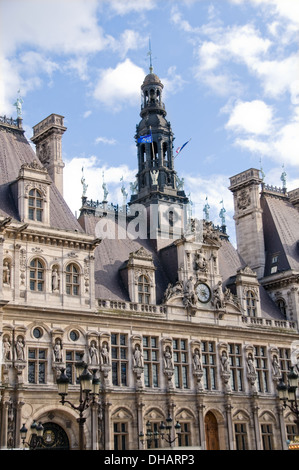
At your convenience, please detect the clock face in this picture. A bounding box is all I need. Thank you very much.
[196,283,211,303]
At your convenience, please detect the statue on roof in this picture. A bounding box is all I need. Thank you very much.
[280,165,287,189]
[219,200,226,226]
[203,197,210,221]
[81,167,88,196]
[14,91,23,117]
[102,172,109,201]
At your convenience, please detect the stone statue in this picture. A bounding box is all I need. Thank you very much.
[2,336,12,361]
[246,353,256,375]
[219,201,226,226]
[15,337,25,361]
[164,345,173,369]
[51,268,60,292]
[133,344,143,368]
[150,169,159,185]
[89,341,99,365]
[193,348,202,371]
[183,276,197,308]
[130,179,138,195]
[3,261,10,285]
[212,281,224,309]
[195,250,207,273]
[220,351,230,372]
[272,355,281,377]
[101,342,110,364]
[14,95,23,117]
[203,197,210,221]
[176,176,185,190]
[53,339,63,362]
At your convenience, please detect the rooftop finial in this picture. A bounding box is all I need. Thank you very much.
[148,38,153,73]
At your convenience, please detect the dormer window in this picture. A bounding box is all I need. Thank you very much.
[138,275,150,304]
[246,290,256,317]
[277,298,287,317]
[28,188,43,221]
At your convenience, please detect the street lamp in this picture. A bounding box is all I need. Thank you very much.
[139,415,181,448]
[57,363,100,450]
[20,420,44,449]
[277,366,299,445]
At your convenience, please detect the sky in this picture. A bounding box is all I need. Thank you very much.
[1,0,299,245]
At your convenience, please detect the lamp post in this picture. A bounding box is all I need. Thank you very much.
[139,415,181,448]
[20,420,44,449]
[277,366,299,444]
[57,363,100,450]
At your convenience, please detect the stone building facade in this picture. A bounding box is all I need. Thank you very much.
[0,70,299,451]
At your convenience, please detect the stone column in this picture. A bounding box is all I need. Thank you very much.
[196,399,206,450]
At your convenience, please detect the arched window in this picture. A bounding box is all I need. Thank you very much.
[66,263,80,295]
[277,298,287,317]
[138,275,150,304]
[28,188,43,222]
[246,290,256,316]
[30,258,44,291]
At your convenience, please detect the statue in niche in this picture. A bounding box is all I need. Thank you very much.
[220,351,230,373]
[89,340,99,365]
[133,344,143,368]
[272,355,281,377]
[101,342,110,365]
[15,336,25,361]
[195,250,207,273]
[193,348,202,371]
[163,345,173,369]
[53,338,63,362]
[2,336,12,361]
[246,353,256,375]
[51,267,60,292]
[3,260,10,285]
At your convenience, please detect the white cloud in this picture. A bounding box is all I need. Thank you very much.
[64,156,136,214]
[105,0,156,15]
[232,107,299,167]
[225,100,274,135]
[93,59,145,111]
[0,0,109,55]
[95,136,117,145]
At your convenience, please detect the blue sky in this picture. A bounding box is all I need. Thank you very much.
[1,0,299,244]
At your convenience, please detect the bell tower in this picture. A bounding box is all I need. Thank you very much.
[130,65,188,247]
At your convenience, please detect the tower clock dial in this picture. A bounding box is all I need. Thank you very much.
[196,283,211,303]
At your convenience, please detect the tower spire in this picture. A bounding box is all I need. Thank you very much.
[148,39,153,74]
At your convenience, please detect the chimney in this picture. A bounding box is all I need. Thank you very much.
[31,114,66,196]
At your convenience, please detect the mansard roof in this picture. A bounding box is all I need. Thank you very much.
[78,214,171,303]
[261,190,299,276]
[0,119,84,233]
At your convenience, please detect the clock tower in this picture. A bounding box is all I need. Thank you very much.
[130,66,189,247]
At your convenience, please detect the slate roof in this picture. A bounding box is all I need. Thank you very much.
[0,121,84,232]
[261,192,299,276]
[78,214,171,302]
